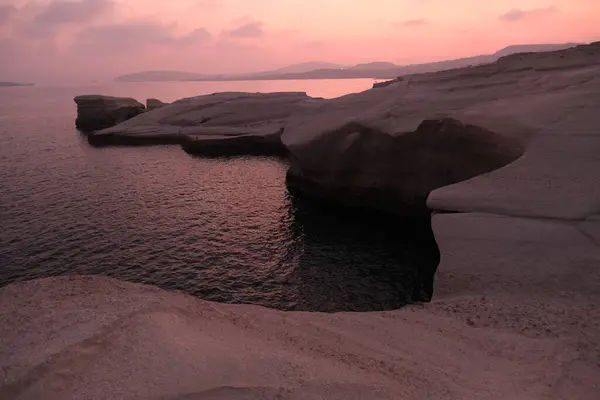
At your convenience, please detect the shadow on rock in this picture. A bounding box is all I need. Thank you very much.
[286,118,525,216]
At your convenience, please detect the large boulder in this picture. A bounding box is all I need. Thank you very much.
[74,95,145,132]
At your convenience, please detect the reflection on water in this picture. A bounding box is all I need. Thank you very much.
[285,195,439,311]
[0,80,439,312]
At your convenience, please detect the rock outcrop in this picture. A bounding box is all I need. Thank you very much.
[88,92,317,155]
[286,118,523,214]
[419,42,600,399]
[282,42,600,212]
[74,95,146,132]
[146,98,168,110]
[78,43,600,214]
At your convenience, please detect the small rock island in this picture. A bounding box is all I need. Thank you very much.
[1,42,598,399]
[0,81,34,87]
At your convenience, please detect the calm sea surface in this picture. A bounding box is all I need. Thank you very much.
[0,79,438,312]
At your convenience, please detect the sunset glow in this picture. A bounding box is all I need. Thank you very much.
[2,0,600,83]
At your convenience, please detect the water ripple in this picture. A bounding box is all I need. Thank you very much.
[0,83,438,312]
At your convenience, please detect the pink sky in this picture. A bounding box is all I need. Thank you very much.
[1,0,600,83]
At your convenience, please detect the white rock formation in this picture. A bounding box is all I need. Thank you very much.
[88,92,318,153]
[282,42,600,212]
[2,274,597,399]
[423,41,600,399]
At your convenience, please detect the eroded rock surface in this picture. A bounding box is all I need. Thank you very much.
[2,275,598,399]
[88,92,317,153]
[74,95,145,132]
[79,43,600,212]
[286,118,523,214]
[283,42,600,212]
[422,42,600,399]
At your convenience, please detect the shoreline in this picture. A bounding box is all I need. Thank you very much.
[2,260,597,399]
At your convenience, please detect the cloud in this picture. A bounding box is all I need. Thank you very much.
[224,21,264,38]
[179,27,212,44]
[13,0,115,38]
[301,40,325,49]
[500,6,557,22]
[33,0,115,26]
[401,19,427,27]
[231,15,254,25]
[196,0,221,9]
[72,21,212,54]
[0,4,17,26]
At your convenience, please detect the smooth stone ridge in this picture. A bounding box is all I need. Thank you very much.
[422,40,600,399]
[87,92,316,155]
[282,42,600,213]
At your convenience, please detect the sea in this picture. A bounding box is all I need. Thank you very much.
[0,79,438,312]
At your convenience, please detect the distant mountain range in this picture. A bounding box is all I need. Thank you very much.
[269,62,346,74]
[114,43,581,83]
[114,62,346,82]
[0,82,34,87]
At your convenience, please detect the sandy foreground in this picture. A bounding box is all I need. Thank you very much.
[2,44,600,399]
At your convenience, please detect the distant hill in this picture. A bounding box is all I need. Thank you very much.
[114,63,346,82]
[114,71,208,82]
[252,43,581,81]
[114,43,581,83]
[348,62,399,71]
[493,43,581,58]
[0,81,34,87]
[269,62,345,74]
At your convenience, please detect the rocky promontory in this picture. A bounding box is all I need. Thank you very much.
[282,42,600,212]
[74,95,146,132]
[85,92,317,157]
[76,42,600,213]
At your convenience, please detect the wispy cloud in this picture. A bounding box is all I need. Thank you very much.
[72,21,211,53]
[14,0,116,38]
[223,21,264,38]
[0,4,17,26]
[33,0,115,26]
[401,18,427,27]
[301,40,325,49]
[500,6,557,22]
